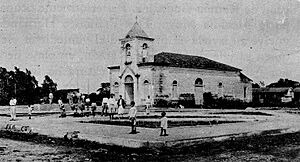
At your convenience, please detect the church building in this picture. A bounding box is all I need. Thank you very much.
[108,22,252,106]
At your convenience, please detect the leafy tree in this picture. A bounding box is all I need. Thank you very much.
[267,78,300,88]
[0,67,40,105]
[41,75,57,100]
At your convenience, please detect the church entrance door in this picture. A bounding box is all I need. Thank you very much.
[124,75,134,105]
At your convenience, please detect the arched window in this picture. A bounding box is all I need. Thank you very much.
[195,78,203,87]
[141,43,148,63]
[114,82,119,99]
[218,82,222,87]
[217,82,224,97]
[142,43,148,49]
[144,80,150,84]
[125,43,131,56]
[125,75,134,83]
[172,80,178,98]
[172,80,178,86]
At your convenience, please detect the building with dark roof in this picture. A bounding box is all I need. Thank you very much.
[108,22,252,106]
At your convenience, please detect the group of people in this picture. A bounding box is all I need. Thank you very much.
[66,92,98,117]
[101,94,126,120]
[8,94,169,136]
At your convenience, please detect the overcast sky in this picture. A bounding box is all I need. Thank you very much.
[1,0,300,92]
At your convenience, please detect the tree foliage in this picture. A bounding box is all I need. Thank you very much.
[41,75,57,97]
[267,78,300,88]
[0,67,57,105]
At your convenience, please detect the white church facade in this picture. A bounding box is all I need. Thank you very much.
[108,22,252,106]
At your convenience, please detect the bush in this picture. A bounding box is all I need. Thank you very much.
[203,92,247,109]
[154,99,171,107]
[178,93,195,108]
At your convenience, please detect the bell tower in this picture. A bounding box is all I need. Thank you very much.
[119,21,155,70]
[117,20,155,105]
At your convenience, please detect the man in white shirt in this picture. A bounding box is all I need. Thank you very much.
[102,97,109,116]
[9,97,17,121]
[108,94,116,120]
[128,101,137,134]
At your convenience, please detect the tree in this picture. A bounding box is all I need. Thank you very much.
[0,67,40,105]
[13,67,40,104]
[267,78,300,88]
[41,75,57,102]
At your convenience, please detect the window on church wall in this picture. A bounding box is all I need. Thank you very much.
[217,82,224,98]
[195,78,203,87]
[125,75,134,83]
[143,80,150,101]
[125,43,132,63]
[172,80,178,98]
[125,43,131,56]
[244,87,247,99]
[114,82,119,99]
[141,43,148,63]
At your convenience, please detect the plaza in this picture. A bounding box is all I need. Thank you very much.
[1,105,300,150]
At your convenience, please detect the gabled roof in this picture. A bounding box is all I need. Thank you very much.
[153,52,241,72]
[125,22,149,38]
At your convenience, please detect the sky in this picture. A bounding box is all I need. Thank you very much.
[0,0,300,92]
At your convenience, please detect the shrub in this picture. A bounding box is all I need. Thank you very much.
[154,98,171,107]
[178,93,195,108]
[203,92,247,109]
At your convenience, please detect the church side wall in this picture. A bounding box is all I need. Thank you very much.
[137,66,155,105]
[152,66,252,102]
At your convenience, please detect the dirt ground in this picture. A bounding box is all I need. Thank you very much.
[1,131,300,161]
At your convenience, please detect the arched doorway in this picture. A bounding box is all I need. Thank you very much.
[143,80,150,100]
[124,75,134,104]
[195,78,204,105]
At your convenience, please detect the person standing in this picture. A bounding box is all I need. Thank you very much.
[58,98,66,118]
[160,111,168,136]
[85,97,91,117]
[91,102,97,117]
[108,94,116,120]
[9,97,17,121]
[128,101,137,134]
[145,95,151,115]
[102,97,109,116]
[117,95,126,118]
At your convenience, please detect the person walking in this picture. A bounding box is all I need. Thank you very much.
[9,97,17,121]
[117,95,126,118]
[128,101,137,134]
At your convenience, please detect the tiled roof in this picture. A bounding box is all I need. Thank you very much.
[153,52,241,71]
[125,22,149,38]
